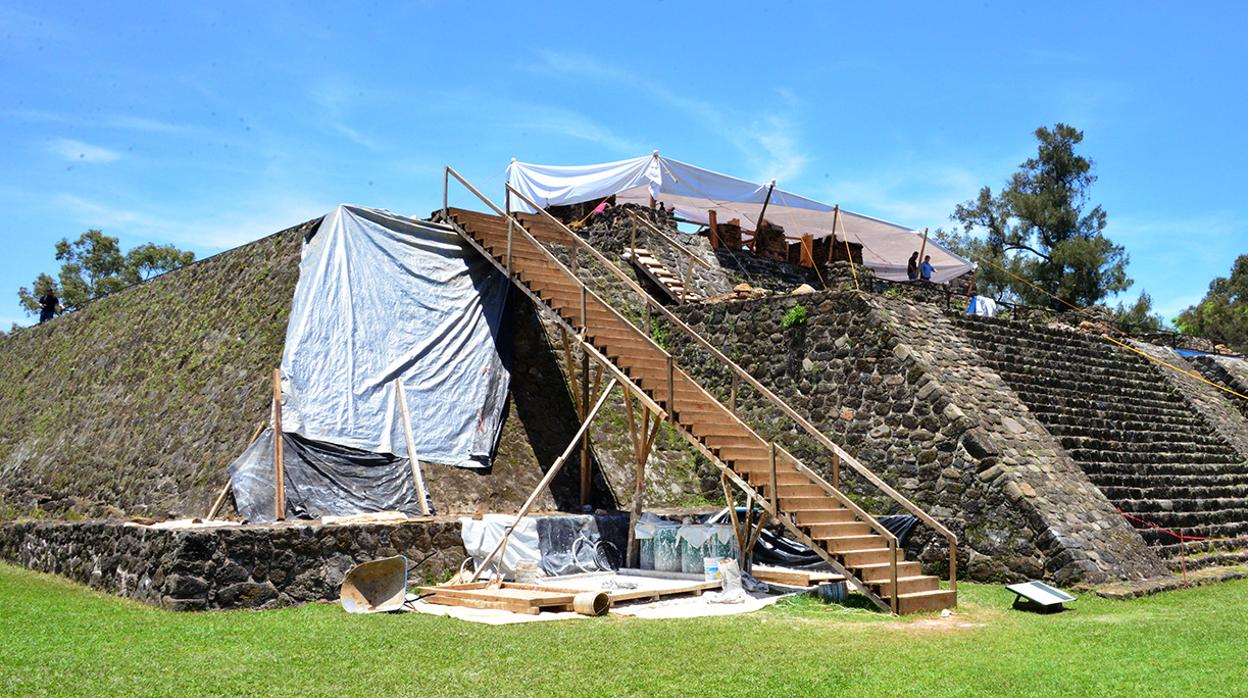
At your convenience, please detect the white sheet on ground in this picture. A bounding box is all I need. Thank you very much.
[460,514,542,577]
[280,205,510,467]
[506,154,975,283]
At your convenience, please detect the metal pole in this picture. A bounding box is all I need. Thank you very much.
[442,167,449,217]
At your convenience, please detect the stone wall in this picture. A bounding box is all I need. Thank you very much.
[0,214,711,522]
[665,290,1166,584]
[0,221,314,520]
[0,518,465,610]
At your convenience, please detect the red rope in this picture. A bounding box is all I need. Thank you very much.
[1114,508,1214,542]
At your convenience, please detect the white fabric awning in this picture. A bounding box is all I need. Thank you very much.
[506,153,975,283]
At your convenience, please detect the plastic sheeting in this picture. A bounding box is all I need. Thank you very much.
[461,513,629,579]
[506,154,976,283]
[280,205,510,468]
[966,295,1000,318]
[229,429,424,523]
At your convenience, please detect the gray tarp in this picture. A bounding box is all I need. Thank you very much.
[280,205,510,468]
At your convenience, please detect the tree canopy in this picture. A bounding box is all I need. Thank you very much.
[1176,254,1248,352]
[17,230,195,316]
[940,123,1132,310]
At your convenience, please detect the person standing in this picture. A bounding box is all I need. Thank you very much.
[907,251,920,281]
[920,255,935,281]
[38,288,59,323]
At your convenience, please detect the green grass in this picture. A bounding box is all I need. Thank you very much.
[2,562,1246,697]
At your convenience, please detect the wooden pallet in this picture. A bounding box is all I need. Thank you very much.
[418,577,721,615]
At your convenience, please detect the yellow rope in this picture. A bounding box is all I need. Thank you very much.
[969,251,1246,403]
[836,213,860,292]
[974,252,1080,311]
[1101,334,1248,402]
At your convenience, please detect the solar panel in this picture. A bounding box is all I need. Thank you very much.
[1006,581,1075,613]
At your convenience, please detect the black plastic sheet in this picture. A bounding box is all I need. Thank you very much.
[228,429,424,523]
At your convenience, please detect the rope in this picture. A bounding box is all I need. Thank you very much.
[1101,334,1248,403]
[972,252,1080,311]
[835,212,860,292]
[1114,507,1248,586]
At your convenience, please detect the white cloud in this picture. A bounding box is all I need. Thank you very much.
[47,138,122,163]
[529,49,808,182]
[51,192,329,250]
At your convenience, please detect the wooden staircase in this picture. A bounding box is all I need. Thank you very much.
[623,247,701,304]
[438,178,955,614]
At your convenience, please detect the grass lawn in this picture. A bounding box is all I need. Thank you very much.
[1,562,1244,697]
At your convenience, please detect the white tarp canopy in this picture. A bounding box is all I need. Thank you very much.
[279,205,511,468]
[506,153,975,283]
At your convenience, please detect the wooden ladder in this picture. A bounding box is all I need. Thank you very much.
[624,247,701,304]
[438,171,957,614]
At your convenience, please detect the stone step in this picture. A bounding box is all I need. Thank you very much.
[1098,484,1248,501]
[1067,448,1242,466]
[1085,461,1248,477]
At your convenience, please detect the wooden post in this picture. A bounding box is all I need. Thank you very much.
[832,452,840,489]
[768,443,778,511]
[729,373,739,412]
[830,205,840,251]
[396,381,431,516]
[708,210,720,249]
[624,395,662,566]
[917,227,929,275]
[580,351,592,507]
[272,368,285,522]
[755,180,776,232]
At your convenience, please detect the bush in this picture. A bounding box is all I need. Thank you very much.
[782,304,809,329]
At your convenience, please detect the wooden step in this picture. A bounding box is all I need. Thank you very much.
[856,561,923,582]
[840,548,897,567]
[823,534,889,553]
[780,496,838,512]
[804,521,872,538]
[873,575,941,597]
[887,589,957,614]
[793,508,856,525]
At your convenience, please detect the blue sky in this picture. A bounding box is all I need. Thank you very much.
[2,1,1244,328]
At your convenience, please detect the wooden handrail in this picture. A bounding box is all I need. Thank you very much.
[506,182,957,548]
[443,168,669,423]
[774,443,897,544]
[453,169,955,596]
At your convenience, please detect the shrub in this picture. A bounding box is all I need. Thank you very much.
[782,304,809,329]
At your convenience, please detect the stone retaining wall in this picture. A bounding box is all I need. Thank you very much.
[665,290,1166,584]
[0,519,465,610]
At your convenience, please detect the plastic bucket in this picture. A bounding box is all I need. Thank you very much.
[652,523,682,572]
[707,523,737,561]
[816,581,849,604]
[679,524,714,574]
[635,522,658,570]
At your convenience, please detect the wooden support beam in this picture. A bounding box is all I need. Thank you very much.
[272,368,285,522]
[624,394,665,566]
[708,210,720,249]
[205,422,264,520]
[580,350,592,507]
[471,378,619,584]
[396,380,431,516]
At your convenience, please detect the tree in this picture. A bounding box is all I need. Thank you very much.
[17,230,195,316]
[949,123,1131,309]
[1176,254,1248,352]
[1112,291,1165,333]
